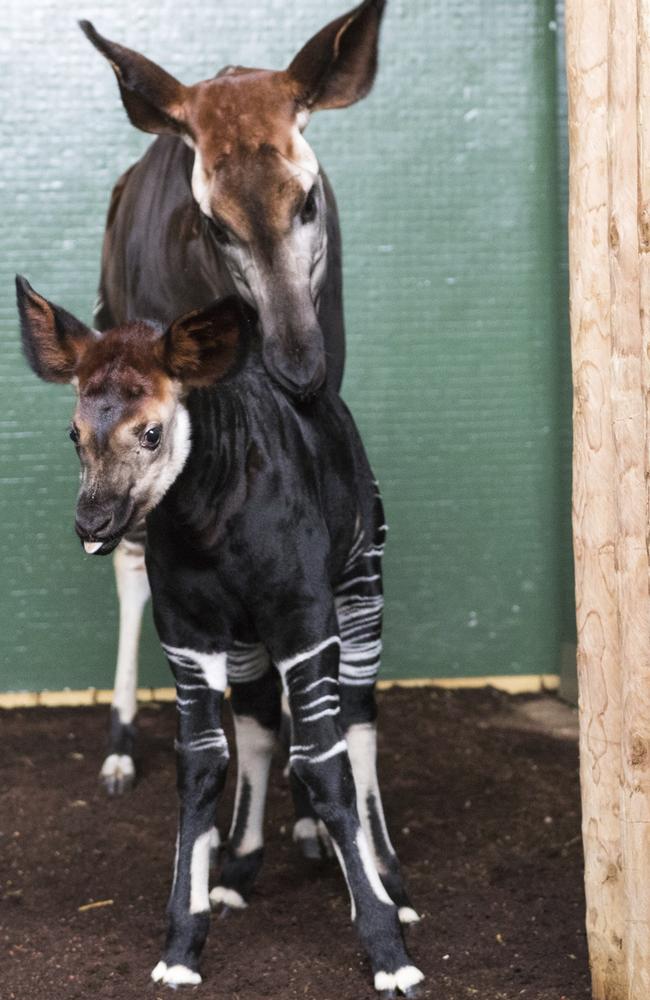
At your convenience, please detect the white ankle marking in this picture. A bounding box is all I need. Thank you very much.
[209,886,247,909]
[374,966,424,992]
[153,962,202,986]
[100,754,134,779]
[399,906,421,924]
[293,817,318,842]
[209,827,220,851]
[189,830,211,914]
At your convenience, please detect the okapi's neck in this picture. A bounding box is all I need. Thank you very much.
[166,371,255,549]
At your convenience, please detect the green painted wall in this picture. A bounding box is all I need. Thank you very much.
[0,0,570,691]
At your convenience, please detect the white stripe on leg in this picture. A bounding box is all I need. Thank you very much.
[229,714,275,855]
[113,539,150,726]
[346,722,395,874]
[189,830,212,914]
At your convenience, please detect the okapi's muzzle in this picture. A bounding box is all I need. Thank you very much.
[75,492,135,556]
[262,325,326,399]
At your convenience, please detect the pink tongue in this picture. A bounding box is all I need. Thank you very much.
[84,540,103,554]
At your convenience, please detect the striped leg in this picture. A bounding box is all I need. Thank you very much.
[100,536,149,794]
[337,502,418,924]
[278,631,423,996]
[151,644,230,987]
[210,643,277,910]
[281,690,333,861]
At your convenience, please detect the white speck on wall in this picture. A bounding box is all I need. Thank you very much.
[511,605,520,614]
[468,611,479,628]
[445,276,457,285]
[521,580,535,593]
[549,19,557,31]
[378,244,394,253]
[463,108,479,122]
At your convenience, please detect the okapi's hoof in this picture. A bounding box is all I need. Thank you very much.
[374,966,424,997]
[99,753,135,795]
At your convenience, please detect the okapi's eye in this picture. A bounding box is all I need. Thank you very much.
[202,212,231,246]
[301,186,317,224]
[142,425,162,450]
[69,424,80,445]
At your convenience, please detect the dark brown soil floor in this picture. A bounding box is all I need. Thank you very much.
[0,688,590,1000]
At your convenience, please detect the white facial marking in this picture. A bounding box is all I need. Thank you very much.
[289,125,319,192]
[84,540,103,554]
[130,400,191,515]
[189,830,212,914]
[191,148,212,216]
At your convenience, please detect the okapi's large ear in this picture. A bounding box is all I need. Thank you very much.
[287,0,386,111]
[164,297,251,388]
[79,21,189,137]
[16,276,94,384]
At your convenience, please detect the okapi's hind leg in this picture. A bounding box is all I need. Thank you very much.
[100,534,149,794]
[337,498,419,925]
[210,643,278,911]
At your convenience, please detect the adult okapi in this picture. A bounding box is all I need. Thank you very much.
[79,1,387,823]
[17,279,423,996]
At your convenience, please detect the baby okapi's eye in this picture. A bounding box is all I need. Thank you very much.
[142,425,162,450]
[301,185,317,224]
[69,424,80,445]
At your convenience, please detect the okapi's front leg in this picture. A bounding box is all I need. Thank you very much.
[278,629,424,997]
[211,643,278,910]
[151,643,230,987]
[100,536,149,794]
[336,512,418,924]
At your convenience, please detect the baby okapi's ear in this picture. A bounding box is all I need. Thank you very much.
[163,297,251,388]
[288,0,386,111]
[16,276,94,383]
[79,21,189,137]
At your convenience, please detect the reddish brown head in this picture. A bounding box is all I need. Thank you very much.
[17,276,244,554]
[79,1,386,396]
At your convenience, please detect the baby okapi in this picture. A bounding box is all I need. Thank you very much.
[16,277,423,997]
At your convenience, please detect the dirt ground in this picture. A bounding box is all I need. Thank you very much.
[0,687,589,1000]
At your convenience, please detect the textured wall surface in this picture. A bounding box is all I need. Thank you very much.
[0,0,567,690]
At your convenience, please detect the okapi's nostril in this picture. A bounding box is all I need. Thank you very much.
[75,511,112,540]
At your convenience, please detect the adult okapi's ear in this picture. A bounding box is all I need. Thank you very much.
[79,21,189,137]
[287,0,386,112]
[16,276,94,384]
[164,297,251,388]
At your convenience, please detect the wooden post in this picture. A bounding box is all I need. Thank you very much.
[567,0,650,996]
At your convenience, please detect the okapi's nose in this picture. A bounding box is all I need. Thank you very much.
[75,504,114,542]
[262,328,327,399]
